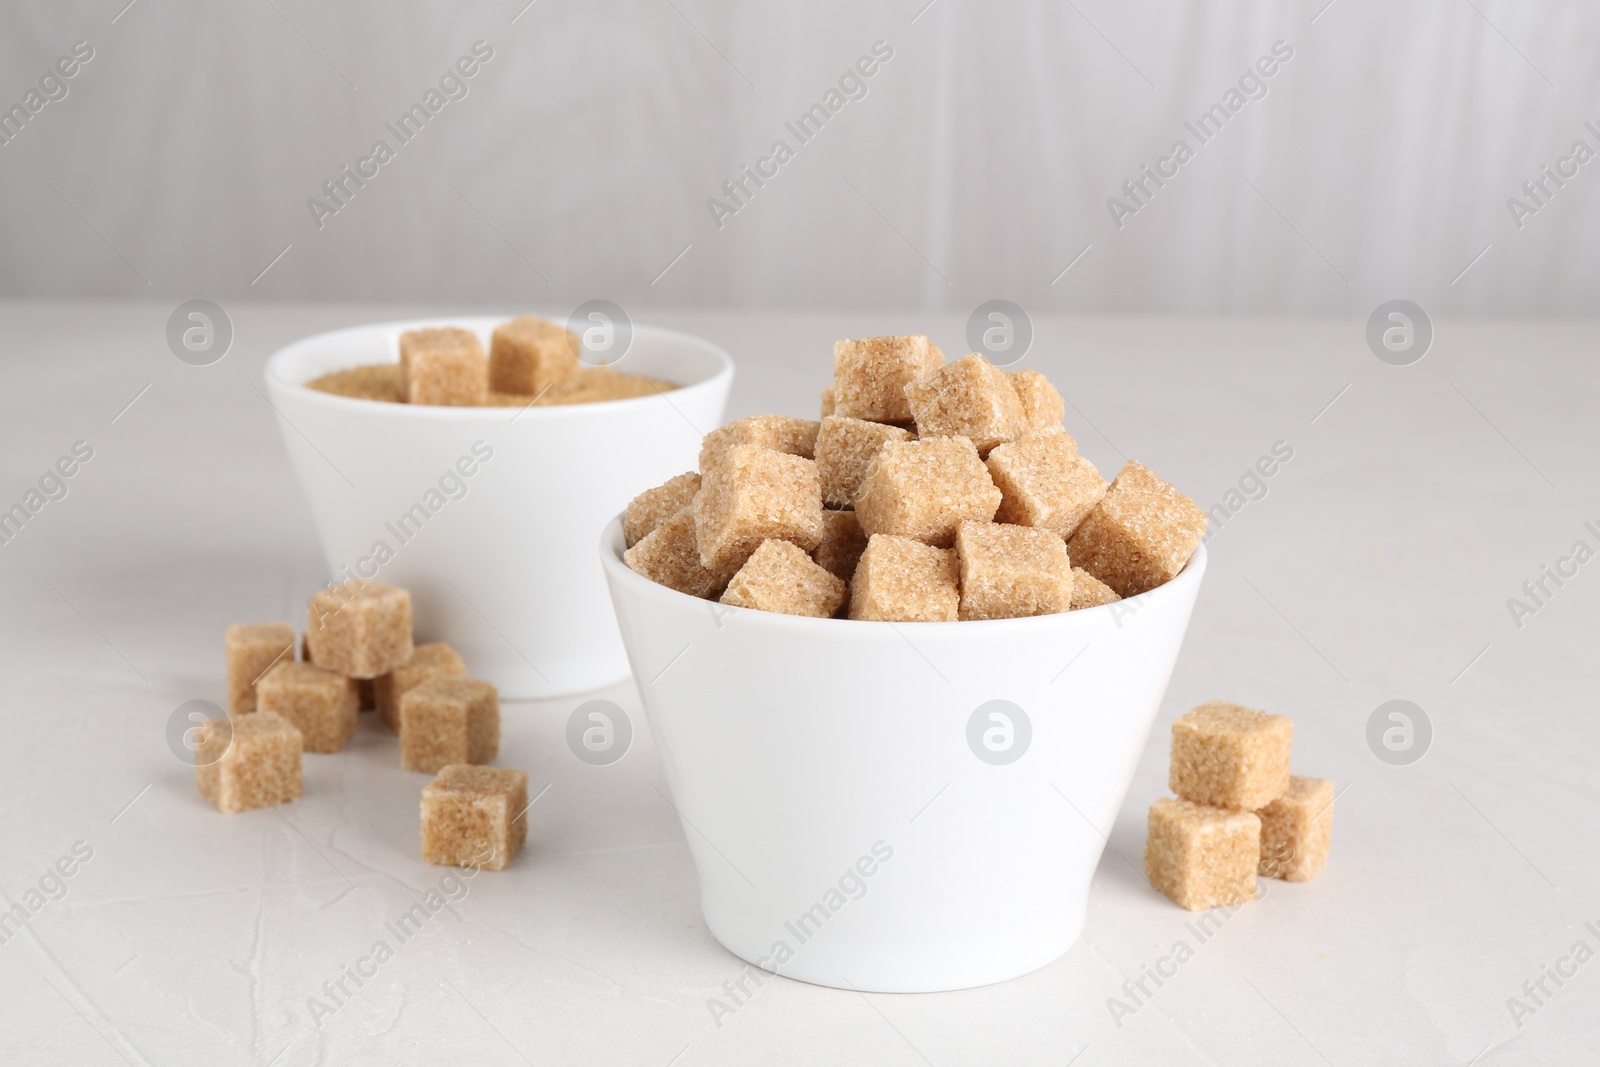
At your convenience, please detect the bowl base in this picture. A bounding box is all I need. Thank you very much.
[702,902,1087,993]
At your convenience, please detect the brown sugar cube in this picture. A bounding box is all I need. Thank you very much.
[1067,460,1206,597]
[1144,797,1260,911]
[396,326,466,376]
[195,711,303,814]
[815,415,915,508]
[1011,369,1065,430]
[833,335,944,423]
[256,662,359,753]
[305,581,414,680]
[400,677,499,774]
[813,509,868,582]
[720,539,846,618]
[1170,701,1293,810]
[698,415,820,475]
[903,352,1026,455]
[986,427,1108,540]
[1069,567,1122,610]
[954,520,1075,621]
[397,328,461,382]
[624,508,735,599]
[820,385,835,417]
[694,445,824,573]
[488,315,579,396]
[375,642,469,731]
[302,632,374,711]
[624,471,701,547]
[421,764,528,871]
[853,437,1001,548]
[225,622,295,715]
[1257,775,1334,882]
[399,327,488,406]
[848,534,959,622]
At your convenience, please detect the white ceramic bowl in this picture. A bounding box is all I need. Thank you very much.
[264,317,732,699]
[601,519,1206,992]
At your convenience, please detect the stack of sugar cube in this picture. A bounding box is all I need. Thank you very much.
[622,335,1206,621]
[207,581,502,804]
[1142,702,1334,910]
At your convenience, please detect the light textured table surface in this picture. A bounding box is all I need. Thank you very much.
[0,302,1594,1066]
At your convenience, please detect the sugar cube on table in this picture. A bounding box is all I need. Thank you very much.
[820,385,835,418]
[694,445,824,574]
[623,472,701,547]
[488,315,579,397]
[848,534,959,622]
[1068,460,1207,597]
[720,539,846,618]
[224,622,294,715]
[1170,701,1292,810]
[698,415,820,475]
[399,677,499,774]
[421,764,528,871]
[832,335,944,423]
[1069,567,1122,610]
[256,662,359,753]
[813,509,868,582]
[1143,797,1260,910]
[954,520,1075,621]
[1257,775,1334,882]
[814,415,914,508]
[305,581,414,679]
[195,711,303,814]
[624,508,735,599]
[853,437,1002,548]
[986,426,1107,540]
[398,327,488,406]
[1011,369,1065,431]
[904,352,1026,455]
[375,642,468,731]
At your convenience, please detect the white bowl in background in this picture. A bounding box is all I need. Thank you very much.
[601,518,1206,992]
[264,317,732,699]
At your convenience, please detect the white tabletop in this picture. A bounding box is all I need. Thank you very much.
[0,302,1593,1066]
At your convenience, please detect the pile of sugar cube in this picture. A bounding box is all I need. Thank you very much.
[623,335,1207,620]
[1143,702,1334,910]
[207,580,526,870]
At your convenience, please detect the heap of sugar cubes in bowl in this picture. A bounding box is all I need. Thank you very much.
[622,335,1208,620]
[204,581,527,871]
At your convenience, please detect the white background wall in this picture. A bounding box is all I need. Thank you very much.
[0,0,1596,314]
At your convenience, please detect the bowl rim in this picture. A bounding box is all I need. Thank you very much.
[262,315,735,422]
[599,514,1208,633]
